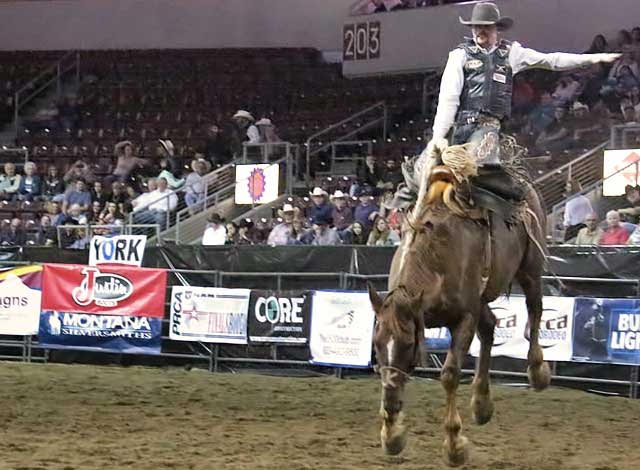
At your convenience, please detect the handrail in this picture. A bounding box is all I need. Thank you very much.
[55,223,161,248]
[14,51,76,97]
[534,141,608,185]
[305,101,386,145]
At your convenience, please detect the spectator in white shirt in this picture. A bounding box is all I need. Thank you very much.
[133,177,177,230]
[131,178,158,212]
[184,159,209,214]
[202,213,227,246]
[563,179,593,242]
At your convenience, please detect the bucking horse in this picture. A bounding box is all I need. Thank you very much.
[368,143,550,467]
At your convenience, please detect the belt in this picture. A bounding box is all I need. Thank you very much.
[458,113,501,126]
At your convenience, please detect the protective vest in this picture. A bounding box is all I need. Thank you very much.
[457,39,513,121]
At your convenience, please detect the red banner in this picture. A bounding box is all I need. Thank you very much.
[42,264,166,318]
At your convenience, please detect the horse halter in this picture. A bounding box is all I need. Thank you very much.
[374,364,413,388]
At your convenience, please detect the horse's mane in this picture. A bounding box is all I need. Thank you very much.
[383,287,421,339]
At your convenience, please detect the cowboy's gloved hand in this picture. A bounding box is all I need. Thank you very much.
[425,137,449,158]
[590,53,622,64]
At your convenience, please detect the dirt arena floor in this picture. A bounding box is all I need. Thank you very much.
[1,363,639,470]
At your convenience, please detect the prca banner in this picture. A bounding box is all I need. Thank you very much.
[41,264,166,317]
[248,290,310,344]
[89,235,147,267]
[309,290,375,368]
[170,287,250,344]
[38,311,161,354]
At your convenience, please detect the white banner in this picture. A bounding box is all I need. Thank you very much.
[169,287,249,344]
[0,274,41,335]
[309,290,375,367]
[469,295,575,362]
[234,164,279,204]
[89,235,147,267]
[603,149,640,196]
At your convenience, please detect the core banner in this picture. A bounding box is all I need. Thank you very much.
[41,264,166,317]
[247,290,311,344]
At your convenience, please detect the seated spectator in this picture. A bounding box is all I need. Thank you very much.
[236,219,255,245]
[341,221,368,245]
[330,190,353,231]
[63,159,95,187]
[62,179,91,215]
[0,218,26,246]
[202,213,227,246]
[225,222,238,245]
[616,29,633,52]
[585,34,608,54]
[619,99,639,124]
[568,102,599,141]
[618,184,640,223]
[600,210,630,245]
[157,155,184,190]
[354,186,379,230]
[0,163,21,201]
[288,217,310,245]
[267,203,298,246]
[158,139,182,179]
[184,159,208,214]
[381,158,403,191]
[574,213,603,245]
[132,177,177,231]
[563,179,592,242]
[42,165,65,202]
[99,202,125,227]
[367,216,400,246]
[91,180,110,206]
[34,215,57,246]
[47,200,66,226]
[111,140,148,184]
[108,181,129,215]
[524,90,555,135]
[253,218,271,244]
[131,178,158,213]
[357,154,383,189]
[552,75,582,106]
[17,161,41,202]
[536,105,572,153]
[56,203,87,226]
[308,214,341,246]
[308,187,333,223]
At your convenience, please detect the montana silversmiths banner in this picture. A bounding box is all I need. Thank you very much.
[572,298,640,365]
[38,311,162,354]
[309,290,375,368]
[464,296,575,362]
[169,287,250,344]
[89,235,147,267]
[0,268,42,336]
[248,290,310,344]
[41,264,166,317]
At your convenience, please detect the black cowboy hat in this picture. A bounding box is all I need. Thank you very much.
[207,213,225,224]
[459,2,513,31]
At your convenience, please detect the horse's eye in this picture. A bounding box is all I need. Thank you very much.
[424,221,434,230]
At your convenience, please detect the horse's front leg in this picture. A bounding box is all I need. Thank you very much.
[380,372,408,455]
[441,314,476,467]
[471,304,496,425]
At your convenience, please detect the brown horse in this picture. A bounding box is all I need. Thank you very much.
[368,163,550,467]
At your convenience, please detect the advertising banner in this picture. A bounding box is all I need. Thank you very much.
[38,311,162,354]
[309,290,375,368]
[572,298,640,365]
[603,149,640,196]
[247,290,310,344]
[41,264,166,317]
[0,266,43,336]
[89,235,147,267]
[424,327,451,351]
[234,164,280,204]
[169,287,250,344]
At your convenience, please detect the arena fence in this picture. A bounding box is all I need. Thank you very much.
[1,264,639,399]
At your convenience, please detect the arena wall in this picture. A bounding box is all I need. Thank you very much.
[0,0,637,62]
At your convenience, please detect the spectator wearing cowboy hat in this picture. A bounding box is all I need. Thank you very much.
[308,213,341,246]
[354,186,379,230]
[256,118,282,161]
[231,110,260,159]
[202,213,227,246]
[267,203,300,246]
[330,190,353,231]
[308,187,333,224]
[184,159,210,214]
[236,218,255,245]
[158,139,183,179]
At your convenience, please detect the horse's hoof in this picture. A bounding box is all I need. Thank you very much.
[381,423,407,456]
[471,393,494,425]
[443,435,469,467]
[527,361,551,391]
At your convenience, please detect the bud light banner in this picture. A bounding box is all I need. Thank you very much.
[41,264,166,317]
[169,287,250,344]
[572,298,640,365]
[309,290,375,368]
[38,311,162,354]
[89,235,147,267]
[248,290,310,344]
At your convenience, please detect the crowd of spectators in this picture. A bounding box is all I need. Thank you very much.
[351,0,465,15]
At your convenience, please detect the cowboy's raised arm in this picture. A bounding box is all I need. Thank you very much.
[431,48,466,142]
[509,41,621,74]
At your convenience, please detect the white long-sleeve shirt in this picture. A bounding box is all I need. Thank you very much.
[432,41,608,141]
[563,194,593,227]
[147,189,178,212]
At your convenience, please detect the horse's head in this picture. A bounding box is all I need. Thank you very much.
[368,283,424,388]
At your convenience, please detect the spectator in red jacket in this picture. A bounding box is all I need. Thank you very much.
[600,210,630,245]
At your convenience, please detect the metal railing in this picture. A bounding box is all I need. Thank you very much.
[14,51,80,141]
[305,101,387,182]
[548,158,640,241]
[241,141,298,165]
[55,223,161,248]
[534,141,608,209]
[610,124,640,149]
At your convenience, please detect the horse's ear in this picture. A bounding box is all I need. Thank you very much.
[367,282,383,316]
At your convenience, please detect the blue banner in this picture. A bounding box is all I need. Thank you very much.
[424,327,451,351]
[38,311,162,355]
[572,298,640,365]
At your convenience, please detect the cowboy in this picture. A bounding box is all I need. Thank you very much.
[394,1,621,207]
[308,187,333,223]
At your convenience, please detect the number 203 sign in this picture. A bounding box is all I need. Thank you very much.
[343,22,381,61]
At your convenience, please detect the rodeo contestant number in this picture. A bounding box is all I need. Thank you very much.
[343,21,381,61]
